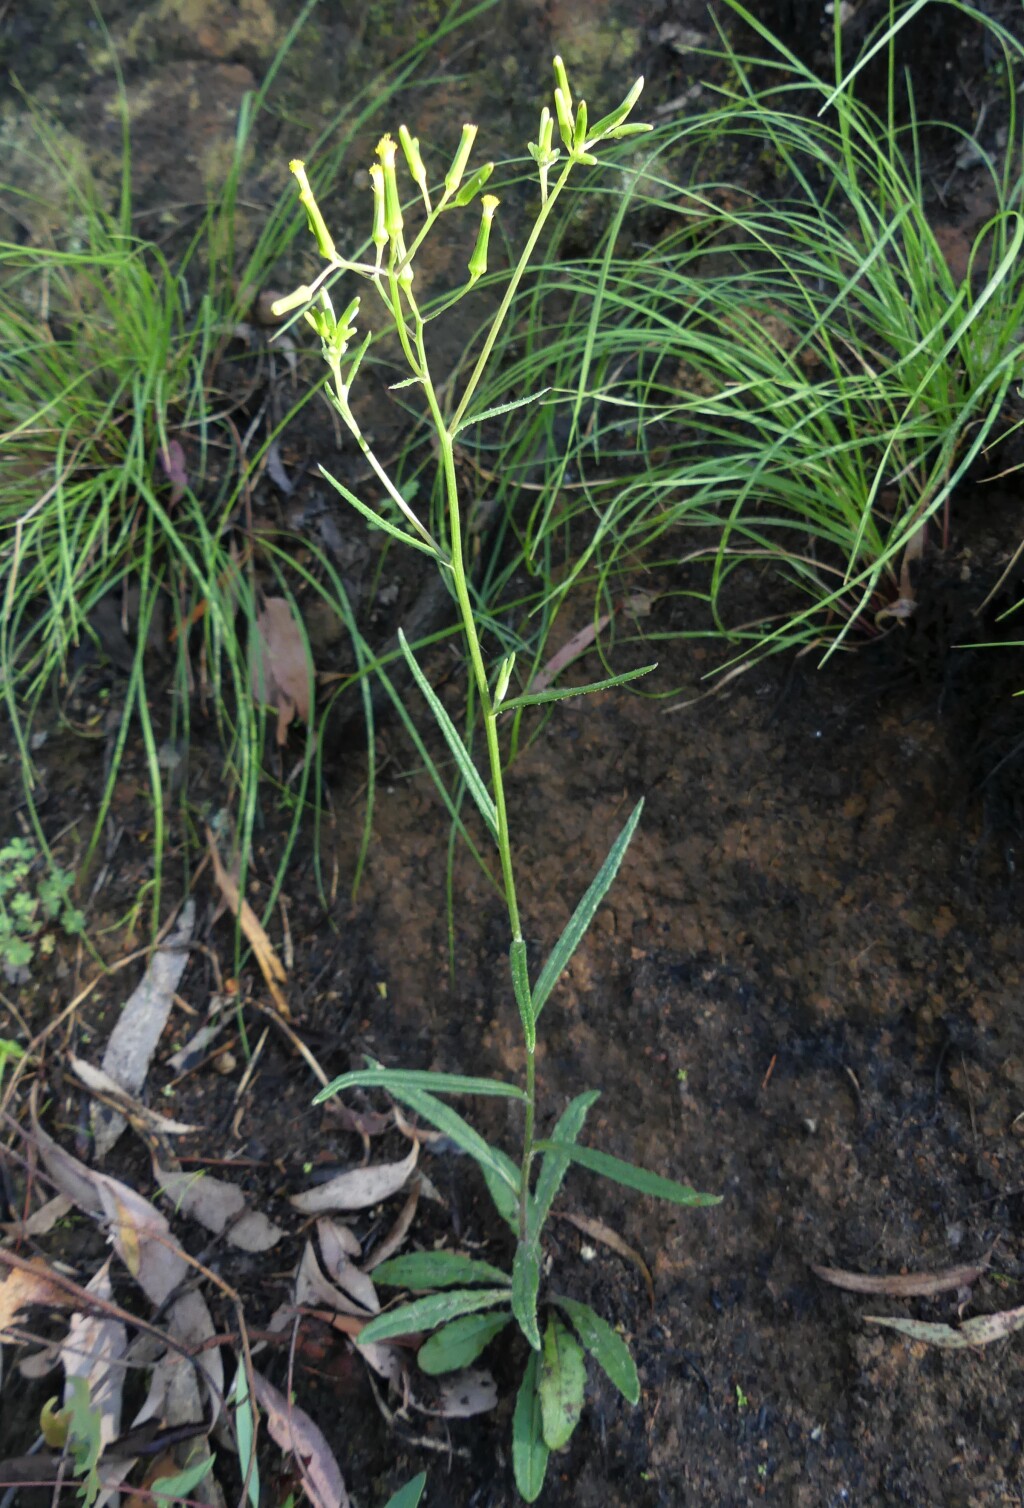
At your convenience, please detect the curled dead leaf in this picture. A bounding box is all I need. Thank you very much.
[813,1257,989,1299]
[291,1145,419,1215]
[250,596,313,745]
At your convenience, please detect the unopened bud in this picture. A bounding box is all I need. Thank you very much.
[399,124,430,210]
[288,158,336,262]
[553,86,574,151]
[369,164,387,250]
[376,134,404,239]
[269,284,315,318]
[453,160,494,207]
[467,194,499,283]
[445,123,478,197]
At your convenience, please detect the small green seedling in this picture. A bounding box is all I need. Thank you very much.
[0,838,83,971]
[277,57,719,1500]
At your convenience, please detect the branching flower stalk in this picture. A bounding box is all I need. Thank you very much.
[275,58,717,1500]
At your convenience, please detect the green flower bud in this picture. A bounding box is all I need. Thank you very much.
[375,134,404,239]
[494,651,516,706]
[587,76,646,140]
[453,160,494,207]
[399,124,431,210]
[368,163,387,251]
[289,158,336,263]
[270,284,315,318]
[467,194,499,283]
[573,98,588,153]
[553,56,573,113]
[539,106,554,157]
[445,123,478,197]
[553,87,574,151]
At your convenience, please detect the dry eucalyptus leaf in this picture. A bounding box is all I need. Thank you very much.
[93,902,195,1159]
[250,596,313,744]
[294,1243,369,1320]
[206,830,289,1019]
[75,1059,199,1138]
[414,1367,499,1419]
[2,1193,72,1239]
[0,1256,73,1331]
[813,1258,989,1298]
[61,1261,125,1452]
[316,1217,361,1260]
[251,1370,349,1508]
[867,1305,1024,1349]
[290,1145,419,1215]
[555,1210,654,1308]
[357,1338,404,1387]
[315,1220,379,1314]
[365,1179,420,1271]
[154,1166,283,1253]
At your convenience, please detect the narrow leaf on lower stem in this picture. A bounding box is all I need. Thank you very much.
[512,1240,542,1351]
[512,1353,549,1503]
[359,1287,511,1344]
[538,1314,586,1450]
[554,1296,639,1404]
[417,1311,511,1374]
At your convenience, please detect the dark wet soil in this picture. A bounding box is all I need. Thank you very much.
[4,2,1024,1506]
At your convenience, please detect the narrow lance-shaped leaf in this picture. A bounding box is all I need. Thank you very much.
[512,1240,542,1352]
[512,1353,550,1503]
[359,1287,511,1345]
[313,1066,526,1105]
[482,1154,521,1233]
[499,663,657,713]
[373,1251,511,1290]
[532,800,644,1019]
[510,938,535,1050]
[398,628,498,838]
[319,467,444,560]
[554,1296,639,1404]
[534,1140,722,1208]
[453,388,552,434]
[370,1081,521,1197]
[529,1091,600,1243]
[417,1311,511,1375]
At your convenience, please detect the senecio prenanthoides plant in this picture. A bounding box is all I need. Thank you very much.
[274,59,719,1499]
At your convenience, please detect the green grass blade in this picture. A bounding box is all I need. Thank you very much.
[359,1288,511,1344]
[499,663,657,712]
[397,628,499,838]
[313,1067,526,1103]
[417,1312,511,1375]
[532,799,644,1019]
[554,1296,639,1404]
[535,1140,721,1207]
[373,1252,511,1289]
